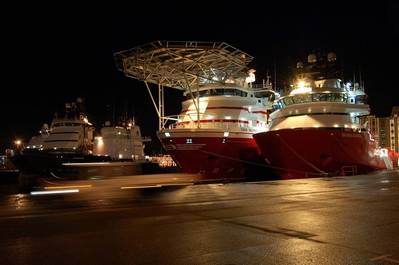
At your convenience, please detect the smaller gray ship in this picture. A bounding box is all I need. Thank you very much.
[12,98,160,181]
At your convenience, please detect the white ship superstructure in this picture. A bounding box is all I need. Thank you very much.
[93,120,148,161]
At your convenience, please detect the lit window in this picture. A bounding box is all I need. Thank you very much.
[186,138,192,144]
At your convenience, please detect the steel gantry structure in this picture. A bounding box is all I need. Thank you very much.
[114,40,253,130]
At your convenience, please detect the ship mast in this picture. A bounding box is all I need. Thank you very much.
[114,41,253,130]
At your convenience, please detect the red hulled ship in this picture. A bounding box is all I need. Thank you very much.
[115,41,277,180]
[253,52,391,179]
[158,80,276,180]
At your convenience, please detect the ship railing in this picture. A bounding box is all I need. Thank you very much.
[250,83,273,90]
[274,91,370,110]
[164,114,258,132]
[162,114,196,129]
[347,87,365,92]
[172,122,255,132]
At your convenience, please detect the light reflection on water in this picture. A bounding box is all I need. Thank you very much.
[8,193,29,209]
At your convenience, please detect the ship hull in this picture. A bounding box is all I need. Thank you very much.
[253,128,388,179]
[158,130,273,180]
[12,150,112,178]
[12,150,172,185]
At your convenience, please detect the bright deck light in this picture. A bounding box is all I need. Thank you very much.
[96,136,104,146]
[298,80,306,89]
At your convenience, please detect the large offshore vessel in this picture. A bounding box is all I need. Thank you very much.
[253,52,390,179]
[157,79,276,179]
[115,41,277,180]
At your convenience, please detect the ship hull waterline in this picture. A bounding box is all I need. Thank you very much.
[253,128,388,179]
[158,131,274,181]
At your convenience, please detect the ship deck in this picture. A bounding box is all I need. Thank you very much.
[0,171,398,264]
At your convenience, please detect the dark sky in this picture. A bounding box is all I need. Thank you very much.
[2,1,399,152]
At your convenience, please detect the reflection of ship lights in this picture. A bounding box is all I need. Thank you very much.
[151,155,176,168]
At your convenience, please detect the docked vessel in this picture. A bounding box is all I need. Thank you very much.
[12,98,152,180]
[253,52,390,179]
[115,41,277,180]
[157,80,276,179]
[12,98,110,178]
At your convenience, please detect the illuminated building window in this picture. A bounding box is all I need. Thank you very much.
[186,138,192,144]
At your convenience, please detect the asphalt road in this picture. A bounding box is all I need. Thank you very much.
[0,171,398,265]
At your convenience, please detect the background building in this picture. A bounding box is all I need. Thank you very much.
[389,107,399,152]
[362,107,399,152]
[361,107,399,167]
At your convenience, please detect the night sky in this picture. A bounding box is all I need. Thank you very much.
[2,2,398,152]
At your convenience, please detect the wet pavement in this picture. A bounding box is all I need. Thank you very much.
[0,171,399,265]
